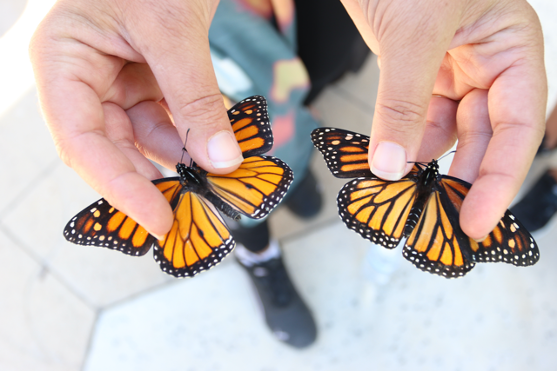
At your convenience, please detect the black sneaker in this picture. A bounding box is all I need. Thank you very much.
[511,170,557,234]
[283,170,323,219]
[237,255,317,348]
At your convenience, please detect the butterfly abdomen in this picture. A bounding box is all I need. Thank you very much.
[404,187,432,237]
[403,161,439,237]
[204,192,241,221]
[404,203,424,237]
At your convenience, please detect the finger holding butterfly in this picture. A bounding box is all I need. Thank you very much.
[31,58,173,238]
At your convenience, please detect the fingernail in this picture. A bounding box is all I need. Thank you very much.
[145,228,166,241]
[473,235,488,243]
[371,141,406,180]
[207,131,244,168]
[153,233,166,241]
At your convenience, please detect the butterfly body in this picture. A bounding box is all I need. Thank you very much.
[176,162,205,186]
[64,96,293,278]
[175,162,241,221]
[403,160,440,237]
[312,127,539,278]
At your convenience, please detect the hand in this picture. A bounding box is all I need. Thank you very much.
[29,0,244,238]
[342,0,547,240]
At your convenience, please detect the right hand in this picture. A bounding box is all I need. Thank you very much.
[342,0,547,240]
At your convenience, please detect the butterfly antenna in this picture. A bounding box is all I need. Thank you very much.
[406,159,428,166]
[438,150,456,162]
[406,150,456,166]
[180,129,191,165]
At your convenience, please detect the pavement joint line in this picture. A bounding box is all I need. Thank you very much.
[0,220,102,312]
[80,309,100,371]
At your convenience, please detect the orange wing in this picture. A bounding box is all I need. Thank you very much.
[64,178,236,278]
[438,176,539,267]
[403,175,539,278]
[206,155,293,219]
[63,179,191,256]
[337,177,418,249]
[228,96,273,157]
[153,184,235,278]
[403,190,476,278]
[312,127,373,178]
[63,198,156,256]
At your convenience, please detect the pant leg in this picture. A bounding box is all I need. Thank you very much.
[295,0,370,104]
[229,219,270,253]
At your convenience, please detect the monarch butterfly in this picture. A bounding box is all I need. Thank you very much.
[311,127,539,278]
[64,96,293,278]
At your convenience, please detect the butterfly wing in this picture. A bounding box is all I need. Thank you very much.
[153,181,235,278]
[337,175,419,249]
[229,95,274,158]
[63,178,187,257]
[403,175,540,278]
[64,178,235,278]
[63,197,157,256]
[402,184,476,278]
[311,127,373,178]
[437,176,540,267]
[206,155,293,219]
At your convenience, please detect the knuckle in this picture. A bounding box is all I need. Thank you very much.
[494,120,545,142]
[127,0,210,42]
[176,93,226,131]
[375,98,425,132]
[459,125,493,143]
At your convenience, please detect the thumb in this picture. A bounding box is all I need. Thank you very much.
[125,0,243,174]
[344,0,460,180]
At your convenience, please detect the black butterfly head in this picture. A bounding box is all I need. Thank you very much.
[416,159,440,187]
[429,159,439,173]
[176,162,188,178]
[176,162,204,186]
[423,150,454,177]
